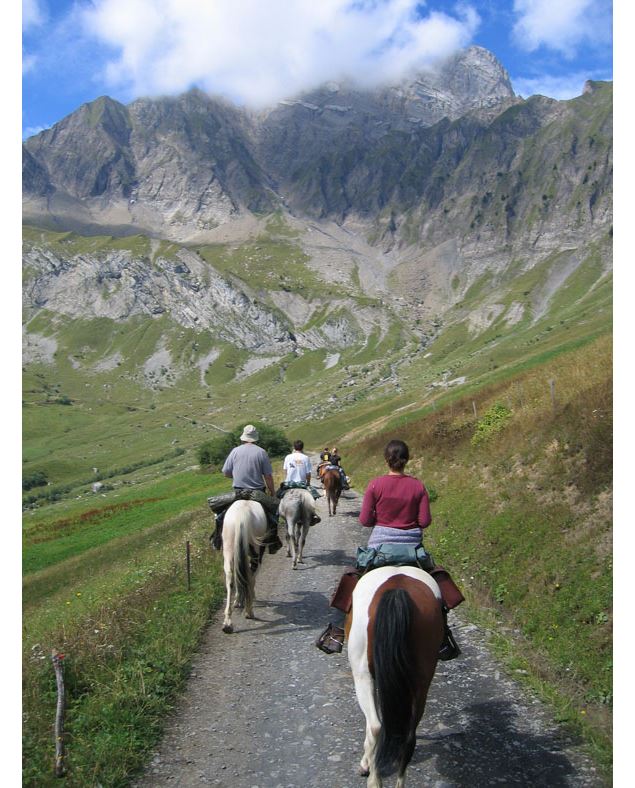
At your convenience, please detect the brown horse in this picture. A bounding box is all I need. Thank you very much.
[321,467,342,516]
[347,566,444,787]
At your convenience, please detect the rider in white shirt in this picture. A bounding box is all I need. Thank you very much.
[280,440,321,525]
[284,440,313,484]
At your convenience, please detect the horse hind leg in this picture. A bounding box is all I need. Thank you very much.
[285,525,292,558]
[222,559,234,634]
[354,672,382,784]
[244,566,257,619]
[297,524,308,564]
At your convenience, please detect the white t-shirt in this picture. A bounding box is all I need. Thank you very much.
[283,451,312,483]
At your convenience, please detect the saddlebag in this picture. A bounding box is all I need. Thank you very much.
[329,568,362,613]
[428,566,465,609]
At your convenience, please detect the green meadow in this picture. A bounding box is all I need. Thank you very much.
[22,220,612,784]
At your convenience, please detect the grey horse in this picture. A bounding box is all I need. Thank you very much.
[278,488,318,569]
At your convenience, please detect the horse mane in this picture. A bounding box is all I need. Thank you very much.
[373,588,418,777]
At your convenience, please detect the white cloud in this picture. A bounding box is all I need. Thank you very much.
[22,53,38,74]
[80,0,480,106]
[23,0,45,31]
[23,124,49,140]
[512,0,612,57]
[512,71,611,100]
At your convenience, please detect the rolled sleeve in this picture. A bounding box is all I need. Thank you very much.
[418,487,432,529]
[222,451,234,476]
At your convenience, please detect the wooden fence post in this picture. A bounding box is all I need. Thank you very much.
[186,541,191,591]
[472,400,477,418]
[549,379,556,411]
[51,649,65,778]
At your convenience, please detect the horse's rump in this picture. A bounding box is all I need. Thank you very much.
[348,566,444,779]
[278,487,314,521]
[367,573,443,679]
[223,500,268,621]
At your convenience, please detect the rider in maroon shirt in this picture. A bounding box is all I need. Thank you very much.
[316,439,460,660]
[359,473,431,530]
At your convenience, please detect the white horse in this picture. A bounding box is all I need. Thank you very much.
[278,488,316,569]
[221,500,267,633]
[347,566,444,787]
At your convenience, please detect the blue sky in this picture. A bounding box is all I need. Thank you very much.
[22,1,613,138]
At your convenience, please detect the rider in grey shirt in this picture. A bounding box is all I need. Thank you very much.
[211,424,282,552]
[222,442,275,493]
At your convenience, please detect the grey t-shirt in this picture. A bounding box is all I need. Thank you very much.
[222,443,273,489]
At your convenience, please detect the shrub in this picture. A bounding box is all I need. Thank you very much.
[198,422,289,468]
[471,403,512,446]
[22,470,48,491]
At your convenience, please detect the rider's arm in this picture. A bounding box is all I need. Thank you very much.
[418,486,432,528]
[222,450,234,479]
[359,482,377,527]
[264,473,275,497]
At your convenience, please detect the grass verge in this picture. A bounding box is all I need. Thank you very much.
[23,473,226,786]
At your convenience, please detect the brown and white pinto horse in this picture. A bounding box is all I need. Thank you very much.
[347,566,444,787]
[321,467,342,516]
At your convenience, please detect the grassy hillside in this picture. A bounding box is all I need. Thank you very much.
[22,209,612,783]
[342,333,612,772]
[22,331,612,784]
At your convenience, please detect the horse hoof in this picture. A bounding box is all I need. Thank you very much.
[222,624,233,634]
[358,766,370,777]
[292,564,297,570]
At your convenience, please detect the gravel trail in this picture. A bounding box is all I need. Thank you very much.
[135,476,605,787]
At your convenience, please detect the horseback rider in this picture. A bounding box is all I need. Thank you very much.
[210,424,283,553]
[317,446,331,480]
[316,439,461,660]
[328,446,350,490]
[277,440,322,525]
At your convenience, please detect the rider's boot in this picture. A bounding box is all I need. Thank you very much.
[438,606,461,661]
[265,512,284,554]
[210,510,226,550]
[310,512,322,526]
[315,623,345,654]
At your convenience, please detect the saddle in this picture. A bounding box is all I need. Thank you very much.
[329,545,465,613]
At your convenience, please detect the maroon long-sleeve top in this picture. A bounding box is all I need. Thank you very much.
[359,473,432,530]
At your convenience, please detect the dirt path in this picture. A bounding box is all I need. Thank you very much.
[135,479,605,787]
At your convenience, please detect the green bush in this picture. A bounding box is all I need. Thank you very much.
[471,403,512,446]
[198,422,289,467]
[22,470,48,491]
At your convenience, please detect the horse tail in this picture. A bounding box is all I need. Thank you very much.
[232,512,254,612]
[373,588,417,778]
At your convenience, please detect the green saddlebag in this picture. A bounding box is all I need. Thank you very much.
[207,492,238,512]
[355,543,434,571]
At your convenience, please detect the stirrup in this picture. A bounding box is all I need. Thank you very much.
[315,623,345,654]
[438,626,461,661]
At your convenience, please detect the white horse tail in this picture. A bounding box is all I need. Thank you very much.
[232,512,255,614]
[373,588,418,778]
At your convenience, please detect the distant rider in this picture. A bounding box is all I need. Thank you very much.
[328,446,350,490]
[278,440,322,522]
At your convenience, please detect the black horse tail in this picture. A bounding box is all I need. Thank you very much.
[373,587,417,778]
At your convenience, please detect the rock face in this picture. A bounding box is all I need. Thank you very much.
[23,46,518,234]
[22,47,612,359]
